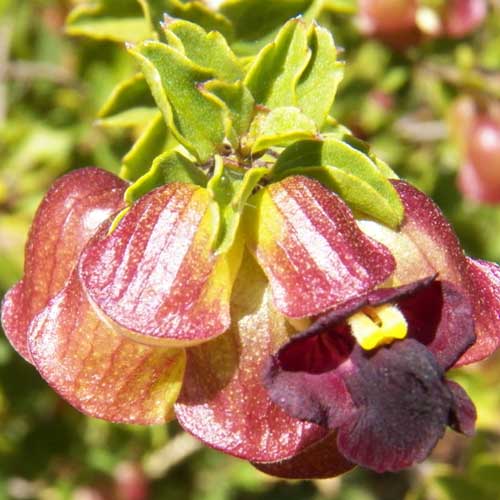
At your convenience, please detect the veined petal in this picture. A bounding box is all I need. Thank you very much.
[80,182,242,347]
[28,272,185,424]
[243,175,395,318]
[359,180,500,366]
[175,254,327,462]
[1,168,127,362]
[252,432,354,479]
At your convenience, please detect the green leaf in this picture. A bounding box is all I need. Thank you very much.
[221,0,315,56]
[66,0,153,42]
[125,148,207,204]
[207,158,268,253]
[129,40,227,162]
[148,0,233,40]
[245,18,310,109]
[251,106,317,153]
[321,122,400,180]
[272,138,404,228]
[341,135,400,179]
[98,74,155,120]
[120,112,174,181]
[162,18,243,82]
[67,0,233,43]
[204,80,255,139]
[296,25,344,128]
[97,107,158,129]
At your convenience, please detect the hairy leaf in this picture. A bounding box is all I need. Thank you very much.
[272,138,404,228]
[251,106,317,153]
[125,148,207,203]
[130,40,227,162]
[162,18,243,81]
[204,80,255,139]
[296,25,344,128]
[245,18,310,109]
[120,112,174,181]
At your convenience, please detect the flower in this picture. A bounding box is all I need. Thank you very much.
[358,0,487,48]
[2,15,500,480]
[452,97,500,204]
[2,166,499,478]
[264,276,476,472]
[262,179,500,474]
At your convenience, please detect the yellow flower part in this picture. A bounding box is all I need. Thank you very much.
[347,304,408,350]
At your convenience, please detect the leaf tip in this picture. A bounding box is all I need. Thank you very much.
[162,13,175,29]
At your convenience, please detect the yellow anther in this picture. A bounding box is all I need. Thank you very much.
[347,304,408,350]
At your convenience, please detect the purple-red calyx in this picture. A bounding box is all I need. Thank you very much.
[1,166,500,478]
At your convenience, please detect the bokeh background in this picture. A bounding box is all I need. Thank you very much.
[1,1,500,498]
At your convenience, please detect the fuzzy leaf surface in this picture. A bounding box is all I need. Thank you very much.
[130,41,227,162]
[296,25,343,128]
[245,18,310,109]
[221,0,316,55]
[125,148,207,204]
[204,80,255,138]
[207,158,268,253]
[162,18,243,82]
[272,138,404,228]
[251,106,317,153]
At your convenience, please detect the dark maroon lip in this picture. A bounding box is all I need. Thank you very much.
[264,274,477,472]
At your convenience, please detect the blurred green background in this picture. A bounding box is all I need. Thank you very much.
[1,1,500,498]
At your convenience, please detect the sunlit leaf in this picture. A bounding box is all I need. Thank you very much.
[204,80,255,139]
[162,17,243,81]
[66,0,153,42]
[221,0,315,55]
[148,0,233,39]
[129,40,227,162]
[120,112,174,181]
[245,18,310,109]
[125,148,207,204]
[296,25,344,128]
[250,106,317,153]
[272,138,404,228]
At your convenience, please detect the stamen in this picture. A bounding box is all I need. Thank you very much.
[347,304,408,350]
